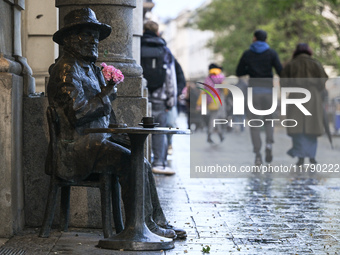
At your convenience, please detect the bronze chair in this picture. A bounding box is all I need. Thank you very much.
[39,106,124,238]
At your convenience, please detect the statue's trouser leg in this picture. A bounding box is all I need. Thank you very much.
[94,140,135,225]
[144,160,176,238]
[145,164,168,226]
[94,139,169,231]
[145,161,187,239]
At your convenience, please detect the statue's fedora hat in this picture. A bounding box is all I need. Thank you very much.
[53,8,111,45]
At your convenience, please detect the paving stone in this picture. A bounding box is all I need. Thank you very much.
[1,229,61,254]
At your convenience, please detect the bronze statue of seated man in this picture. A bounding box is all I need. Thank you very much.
[46,8,186,239]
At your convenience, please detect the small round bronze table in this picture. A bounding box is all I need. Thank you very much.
[85,127,190,251]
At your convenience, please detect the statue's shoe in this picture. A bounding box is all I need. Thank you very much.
[159,223,187,239]
[147,220,177,239]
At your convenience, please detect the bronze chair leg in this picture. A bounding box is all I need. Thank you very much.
[39,178,59,238]
[60,186,71,232]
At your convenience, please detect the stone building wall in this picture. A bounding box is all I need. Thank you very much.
[21,0,58,93]
[0,0,32,238]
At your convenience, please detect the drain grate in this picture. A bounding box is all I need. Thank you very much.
[0,247,26,255]
[248,238,282,244]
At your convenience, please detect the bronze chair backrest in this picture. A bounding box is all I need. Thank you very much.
[45,106,59,176]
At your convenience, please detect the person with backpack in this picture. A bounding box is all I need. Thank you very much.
[141,21,177,175]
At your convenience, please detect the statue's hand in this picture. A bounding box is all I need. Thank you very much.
[99,83,117,101]
[100,83,117,97]
[96,84,117,115]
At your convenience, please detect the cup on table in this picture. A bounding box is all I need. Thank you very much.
[141,117,154,125]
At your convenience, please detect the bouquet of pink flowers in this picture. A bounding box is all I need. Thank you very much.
[100,62,124,85]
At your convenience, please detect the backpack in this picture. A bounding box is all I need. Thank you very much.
[141,44,167,93]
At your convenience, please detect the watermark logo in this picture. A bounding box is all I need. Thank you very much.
[197,83,312,128]
[196,82,222,115]
[198,84,311,116]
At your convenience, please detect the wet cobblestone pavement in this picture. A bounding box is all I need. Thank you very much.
[1,114,340,254]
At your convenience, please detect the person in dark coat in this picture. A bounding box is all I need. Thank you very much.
[236,29,282,165]
[47,8,186,239]
[280,43,328,166]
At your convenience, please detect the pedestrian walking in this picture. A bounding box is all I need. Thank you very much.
[236,29,282,165]
[196,63,226,144]
[141,21,177,175]
[280,43,328,166]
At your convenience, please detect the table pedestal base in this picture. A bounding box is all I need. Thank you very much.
[97,223,174,251]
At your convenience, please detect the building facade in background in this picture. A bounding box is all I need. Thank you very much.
[161,9,216,81]
[145,0,218,82]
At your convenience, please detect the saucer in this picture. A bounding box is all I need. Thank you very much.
[138,123,159,128]
[109,123,127,128]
